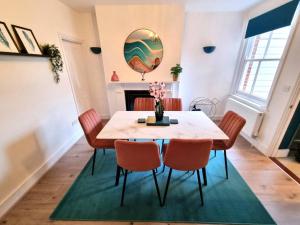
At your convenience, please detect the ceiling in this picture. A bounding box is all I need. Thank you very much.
[59,0,267,12]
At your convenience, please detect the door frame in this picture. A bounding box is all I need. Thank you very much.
[58,33,85,115]
[270,73,300,157]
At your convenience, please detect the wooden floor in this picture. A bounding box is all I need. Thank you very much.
[1,136,300,225]
[278,156,300,178]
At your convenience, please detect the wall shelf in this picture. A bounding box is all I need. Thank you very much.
[0,52,49,58]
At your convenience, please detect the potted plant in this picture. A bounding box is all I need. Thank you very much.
[170,64,182,81]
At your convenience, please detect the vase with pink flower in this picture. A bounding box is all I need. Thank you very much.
[149,82,166,121]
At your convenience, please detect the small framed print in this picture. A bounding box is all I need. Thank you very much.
[0,21,19,54]
[12,25,42,55]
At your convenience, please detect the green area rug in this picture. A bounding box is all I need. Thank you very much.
[50,146,276,224]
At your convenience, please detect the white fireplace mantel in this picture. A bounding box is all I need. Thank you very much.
[107,81,179,85]
[105,81,179,116]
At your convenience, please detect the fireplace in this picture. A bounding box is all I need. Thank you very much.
[124,90,153,111]
[105,82,177,116]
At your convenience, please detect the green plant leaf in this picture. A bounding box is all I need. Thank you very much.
[42,44,63,83]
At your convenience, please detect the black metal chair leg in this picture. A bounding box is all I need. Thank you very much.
[155,168,158,173]
[224,150,228,179]
[214,150,217,157]
[115,165,121,186]
[202,167,207,186]
[192,170,195,175]
[161,139,165,154]
[162,168,173,206]
[152,170,162,206]
[103,148,106,155]
[196,169,204,206]
[120,169,128,206]
[162,164,165,173]
[91,148,97,175]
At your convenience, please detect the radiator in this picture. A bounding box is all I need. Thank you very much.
[225,98,264,138]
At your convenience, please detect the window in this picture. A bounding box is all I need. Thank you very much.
[236,26,291,103]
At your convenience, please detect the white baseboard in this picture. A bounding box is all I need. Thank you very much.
[0,131,83,218]
[240,133,269,156]
[273,149,290,157]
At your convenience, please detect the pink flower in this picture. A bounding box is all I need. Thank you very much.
[148,81,166,101]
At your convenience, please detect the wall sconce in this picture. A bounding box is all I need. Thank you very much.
[203,46,216,54]
[90,47,101,54]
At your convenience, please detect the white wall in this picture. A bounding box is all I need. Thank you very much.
[79,11,110,118]
[0,0,106,216]
[239,0,300,155]
[179,12,244,116]
[246,0,290,18]
[95,4,185,115]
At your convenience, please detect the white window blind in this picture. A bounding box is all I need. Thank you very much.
[237,26,291,102]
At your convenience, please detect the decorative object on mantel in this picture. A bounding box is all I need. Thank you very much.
[0,21,19,54]
[149,81,166,121]
[90,47,101,54]
[124,28,163,81]
[170,64,182,81]
[42,44,63,83]
[203,46,216,54]
[12,25,42,55]
[111,71,119,81]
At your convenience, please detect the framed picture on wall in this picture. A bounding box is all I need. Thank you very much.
[12,25,42,55]
[0,21,19,54]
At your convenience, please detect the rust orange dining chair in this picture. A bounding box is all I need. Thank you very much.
[78,109,115,176]
[114,140,162,206]
[162,98,182,111]
[133,97,155,111]
[162,139,212,206]
[161,97,183,145]
[212,111,246,179]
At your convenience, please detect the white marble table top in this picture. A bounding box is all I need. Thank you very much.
[97,111,228,140]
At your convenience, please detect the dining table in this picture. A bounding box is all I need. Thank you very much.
[97,110,229,186]
[96,111,229,140]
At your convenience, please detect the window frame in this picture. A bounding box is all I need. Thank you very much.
[232,23,296,110]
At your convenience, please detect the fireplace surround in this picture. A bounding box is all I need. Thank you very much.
[105,82,178,116]
[124,90,153,111]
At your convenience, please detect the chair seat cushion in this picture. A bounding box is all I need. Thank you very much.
[92,139,115,149]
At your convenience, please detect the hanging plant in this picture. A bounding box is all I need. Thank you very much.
[42,44,63,83]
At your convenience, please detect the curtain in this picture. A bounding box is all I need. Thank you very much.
[245,0,299,38]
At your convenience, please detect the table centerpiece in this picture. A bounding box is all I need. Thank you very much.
[149,81,166,121]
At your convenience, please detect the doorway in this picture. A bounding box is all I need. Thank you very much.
[275,100,300,180]
[61,36,91,114]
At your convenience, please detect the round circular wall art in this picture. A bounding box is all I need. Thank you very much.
[124,28,163,74]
